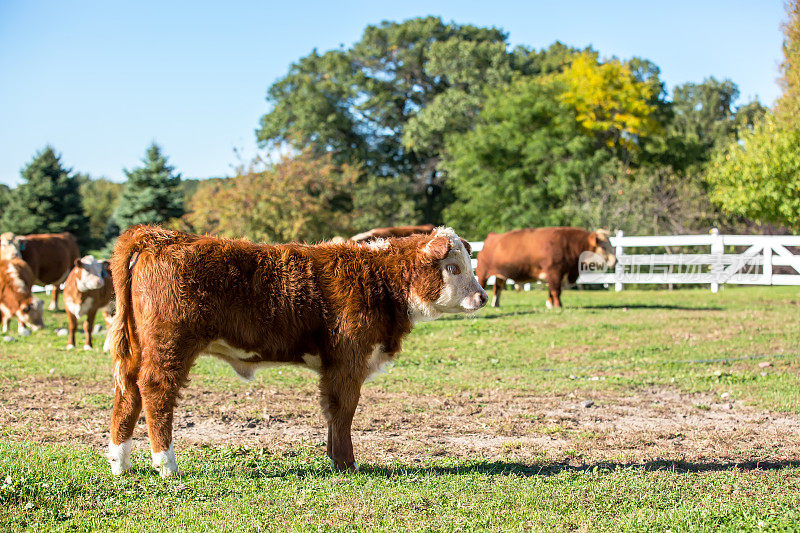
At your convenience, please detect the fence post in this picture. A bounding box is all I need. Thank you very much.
[614,230,624,292]
[710,228,722,293]
[763,245,773,285]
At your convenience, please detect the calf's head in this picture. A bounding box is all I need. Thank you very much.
[0,260,44,331]
[16,297,44,331]
[409,227,488,322]
[74,255,110,292]
[589,229,617,269]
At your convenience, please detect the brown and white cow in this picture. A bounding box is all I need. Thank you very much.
[0,257,44,334]
[63,255,114,351]
[476,227,616,309]
[107,225,487,477]
[0,232,80,311]
[350,224,435,243]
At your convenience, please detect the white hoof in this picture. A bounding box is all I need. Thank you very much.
[491,295,499,308]
[545,300,553,310]
[83,344,92,351]
[48,303,57,311]
[66,344,75,350]
[329,457,359,473]
[152,443,179,477]
[108,439,132,476]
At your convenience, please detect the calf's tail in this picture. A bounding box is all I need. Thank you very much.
[108,226,151,391]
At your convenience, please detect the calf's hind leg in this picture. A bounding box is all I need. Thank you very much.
[138,346,194,477]
[320,363,362,472]
[492,276,506,307]
[109,361,142,475]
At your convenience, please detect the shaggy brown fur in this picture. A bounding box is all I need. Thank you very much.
[63,259,114,350]
[108,225,483,473]
[476,227,616,309]
[0,232,80,311]
[350,224,435,243]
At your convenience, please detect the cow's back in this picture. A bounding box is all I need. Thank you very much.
[129,234,327,356]
[477,227,591,282]
[21,233,80,285]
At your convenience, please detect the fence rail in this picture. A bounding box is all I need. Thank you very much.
[469,229,800,292]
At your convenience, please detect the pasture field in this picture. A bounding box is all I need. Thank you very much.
[1,286,800,531]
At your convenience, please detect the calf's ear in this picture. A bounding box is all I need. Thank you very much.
[460,238,472,255]
[423,235,451,260]
[74,258,84,268]
[588,233,597,249]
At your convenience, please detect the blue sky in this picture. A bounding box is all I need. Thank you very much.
[0,1,786,186]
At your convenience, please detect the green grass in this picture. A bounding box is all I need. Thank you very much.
[2,286,800,531]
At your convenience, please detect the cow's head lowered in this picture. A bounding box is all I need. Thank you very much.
[74,255,110,292]
[0,258,44,332]
[589,229,617,269]
[408,227,488,322]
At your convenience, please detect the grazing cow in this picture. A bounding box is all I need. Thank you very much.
[476,227,616,309]
[0,232,80,311]
[107,225,487,477]
[350,224,435,243]
[0,257,44,334]
[63,255,114,351]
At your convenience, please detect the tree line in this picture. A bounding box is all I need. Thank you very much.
[3,6,799,249]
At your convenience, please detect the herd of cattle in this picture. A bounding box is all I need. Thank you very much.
[0,224,616,476]
[0,232,114,349]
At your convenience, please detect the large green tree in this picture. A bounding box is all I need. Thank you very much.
[706,116,800,229]
[112,143,184,231]
[1,147,89,246]
[705,2,800,230]
[257,17,576,224]
[441,77,614,239]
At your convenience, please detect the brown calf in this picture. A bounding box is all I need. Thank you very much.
[0,232,80,311]
[476,227,616,309]
[107,225,487,477]
[350,224,435,243]
[63,255,114,350]
[0,258,44,334]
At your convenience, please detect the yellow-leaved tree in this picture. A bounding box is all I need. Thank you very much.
[555,52,660,152]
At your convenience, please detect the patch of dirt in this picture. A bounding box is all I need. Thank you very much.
[2,377,799,467]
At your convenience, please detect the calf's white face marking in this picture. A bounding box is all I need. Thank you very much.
[407,228,487,322]
[75,256,107,292]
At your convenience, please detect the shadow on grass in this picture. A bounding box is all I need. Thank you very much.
[577,304,723,311]
[436,303,722,321]
[243,458,800,479]
[437,308,546,321]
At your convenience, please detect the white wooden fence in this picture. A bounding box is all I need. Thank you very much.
[469,229,800,292]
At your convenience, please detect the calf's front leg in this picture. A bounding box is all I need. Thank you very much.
[66,311,78,349]
[83,310,96,350]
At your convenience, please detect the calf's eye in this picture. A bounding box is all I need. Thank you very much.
[446,264,460,275]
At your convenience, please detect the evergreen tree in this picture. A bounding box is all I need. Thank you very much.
[113,143,184,231]
[1,146,89,246]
